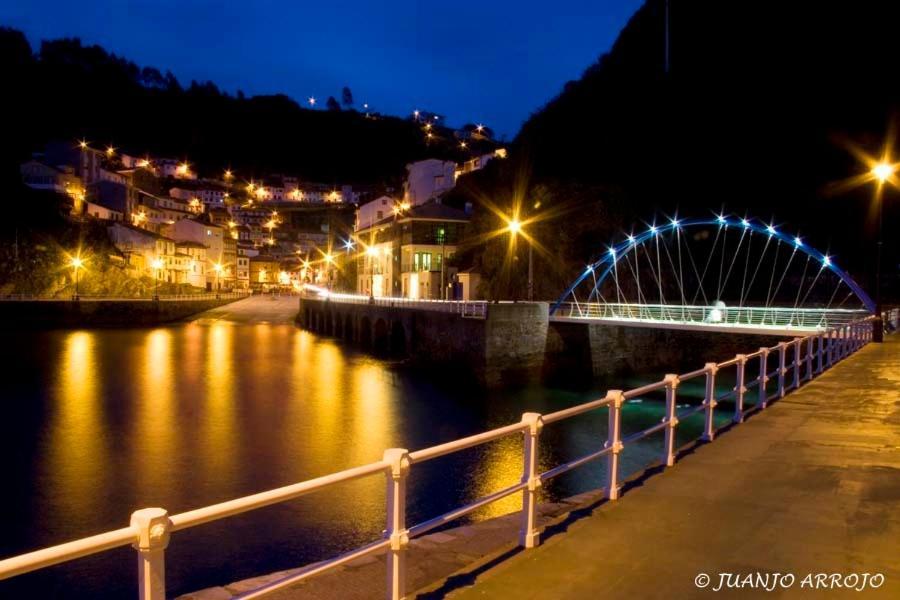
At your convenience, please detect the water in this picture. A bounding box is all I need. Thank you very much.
[0,321,732,598]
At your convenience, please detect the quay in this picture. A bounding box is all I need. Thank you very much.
[449,332,900,599]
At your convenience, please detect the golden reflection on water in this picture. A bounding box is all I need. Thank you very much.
[471,434,525,519]
[135,328,175,490]
[204,322,236,476]
[51,331,106,519]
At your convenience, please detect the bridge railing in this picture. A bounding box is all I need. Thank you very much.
[0,313,887,600]
[554,301,870,330]
[302,288,488,319]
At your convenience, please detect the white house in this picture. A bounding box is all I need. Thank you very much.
[403,159,457,206]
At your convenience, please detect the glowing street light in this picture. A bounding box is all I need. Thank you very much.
[106,145,115,157]
[872,162,894,183]
[213,262,223,294]
[224,169,233,180]
[506,216,534,300]
[308,96,316,107]
[78,140,88,149]
[151,258,164,299]
[69,256,84,299]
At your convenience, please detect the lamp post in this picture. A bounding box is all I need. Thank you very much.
[366,246,379,298]
[70,257,83,300]
[506,218,533,301]
[871,161,894,341]
[437,226,446,300]
[213,262,223,297]
[152,258,164,300]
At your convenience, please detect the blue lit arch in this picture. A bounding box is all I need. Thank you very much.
[550,215,875,315]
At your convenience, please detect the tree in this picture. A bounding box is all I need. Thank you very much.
[341,86,354,108]
[326,96,341,111]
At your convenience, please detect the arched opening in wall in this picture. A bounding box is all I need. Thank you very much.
[314,311,321,332]
[334,312,344,337]
[389,321,407,356]
[325,311,335,336]
[359,316,372,348]
[344,314,355,342]
[373,318,389,354]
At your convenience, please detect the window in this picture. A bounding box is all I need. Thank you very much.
[377,211,383,220]
[414,252,432,271]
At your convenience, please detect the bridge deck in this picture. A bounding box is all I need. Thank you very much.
[451,334,900,599]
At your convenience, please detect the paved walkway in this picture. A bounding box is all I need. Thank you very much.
[449,335,900,599]
[190,294,300,324]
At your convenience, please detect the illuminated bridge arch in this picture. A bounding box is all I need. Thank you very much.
[551,214,874,332]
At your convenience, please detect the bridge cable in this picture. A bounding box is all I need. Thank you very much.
[717,226,748,302]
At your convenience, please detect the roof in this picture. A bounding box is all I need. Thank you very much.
[175,240,207,249]
[110,222,176,242]
[358,201,470,233]
[403,202,470,222]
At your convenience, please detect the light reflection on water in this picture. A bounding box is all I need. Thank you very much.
[0,323,727,599]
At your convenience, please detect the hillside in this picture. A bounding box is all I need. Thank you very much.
[0,28,496,188]
[454,0,900,300]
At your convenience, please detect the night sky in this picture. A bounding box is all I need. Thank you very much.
[0,0,643,138]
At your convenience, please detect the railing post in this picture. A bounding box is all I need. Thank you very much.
[130,507,171,600]
[777,342,787,398]
[519,412,543,548]
[605,390,625,500]
[757,349,769,409]
[662,374,680,467]
[383,448,410,600]
[733,355,747,423]
[827,329,835,367]
[792,338,801,389]
[702,364,718,441]
[805,337,813,381]
[816,333,824,374]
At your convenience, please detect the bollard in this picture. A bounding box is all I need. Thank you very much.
[777,342,787,397]
[662,375,680,467]
[519,413,543,548]
[757,349,769,409]
[605,390,625,500]
[130,508,171,600]
[792,338,801,389]
[733,355,747,423]
[702,364,718,441]
[383,448,410,600]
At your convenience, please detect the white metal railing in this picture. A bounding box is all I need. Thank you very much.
[0,311,890,600]
[302,286,488,319]
[553,301,870,330]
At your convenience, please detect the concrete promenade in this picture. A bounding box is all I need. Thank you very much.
[450,334,900,599]
[191,293,300,324]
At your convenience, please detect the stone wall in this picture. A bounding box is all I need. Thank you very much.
[0,297,241,329]
[297,298,549,387]
[545,320,790,382]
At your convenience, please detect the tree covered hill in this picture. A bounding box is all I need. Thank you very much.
[0,27,492,188]
[455,0,900,300]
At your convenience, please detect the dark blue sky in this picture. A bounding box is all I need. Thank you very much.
[1,1,643,138]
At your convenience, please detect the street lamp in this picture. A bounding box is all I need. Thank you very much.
[437,226,446,300]
[213,262,223,296]
[366,246,379,297]
[151,258,164,299]
[506,218,533,301]
[871,160,895,339]
[70,256,84,300]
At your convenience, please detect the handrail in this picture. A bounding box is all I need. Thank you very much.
[0,311,887,600]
